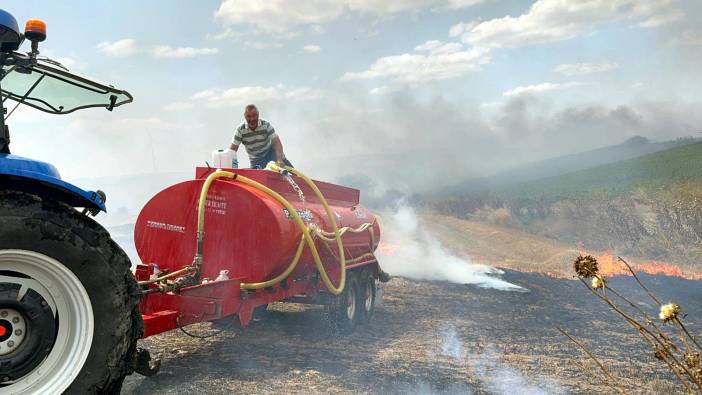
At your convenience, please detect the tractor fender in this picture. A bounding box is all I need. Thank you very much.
[0,153,106,211]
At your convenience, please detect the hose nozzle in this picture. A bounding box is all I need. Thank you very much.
[266,161,290,176]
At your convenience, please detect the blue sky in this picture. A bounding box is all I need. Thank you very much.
[3,1,702,192]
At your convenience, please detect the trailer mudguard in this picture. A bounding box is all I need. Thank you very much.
[0,153,106,211]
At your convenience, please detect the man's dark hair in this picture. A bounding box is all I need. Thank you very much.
[244,104,258,113]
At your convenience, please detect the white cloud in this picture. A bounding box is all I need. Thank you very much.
[503,81,585,97]
[215,0,485,33]
[458,0,684,48]
[633,0,685,27]
[152,45,219,59]
[244,41,284,49]
[215,1,345,34]
[96,39,138,57]
[206,27,244,41]
[369,85,401,95]
[443,0,485,9]
[670,30,702,46]
[554,62,619,76]
[414,40,462,55]
[342,41,489,83]
[214,86,280,105]
[449,20,479,37]
[303,44,322,53]
[285,87,323,101]
[53,57,82,70]
[163,101,195,111]
[165,85,323,110]
[349,0,484,13]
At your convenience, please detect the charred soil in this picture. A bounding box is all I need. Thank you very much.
[122,271,702,394]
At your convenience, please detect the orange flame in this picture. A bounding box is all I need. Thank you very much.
[577,247,702,280]
[377,242,398,256]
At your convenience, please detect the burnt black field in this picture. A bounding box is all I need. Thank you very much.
[121,270,702,394]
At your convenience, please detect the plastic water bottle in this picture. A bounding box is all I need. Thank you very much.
[212,149,238,169]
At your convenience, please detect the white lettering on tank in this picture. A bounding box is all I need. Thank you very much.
[146,220,186,233]
[194,193,228,216]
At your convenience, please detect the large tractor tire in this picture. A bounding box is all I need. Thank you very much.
[0,191,142,394]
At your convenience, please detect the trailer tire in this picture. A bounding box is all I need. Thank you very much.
[357,268,376,324]
[0,191,142,394]
[329,274,359,333]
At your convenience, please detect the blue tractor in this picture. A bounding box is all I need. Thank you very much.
[0,9,143,394]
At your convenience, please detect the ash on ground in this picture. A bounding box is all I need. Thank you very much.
[122,271,702,394]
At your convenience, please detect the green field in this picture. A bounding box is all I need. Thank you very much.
[498,141,702,202]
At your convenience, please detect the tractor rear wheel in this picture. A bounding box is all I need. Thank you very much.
[0,191,142,394]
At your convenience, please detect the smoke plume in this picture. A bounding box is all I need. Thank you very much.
[376,204,524,291]
[436,324,565,395]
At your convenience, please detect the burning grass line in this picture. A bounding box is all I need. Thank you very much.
[555,326,628,395]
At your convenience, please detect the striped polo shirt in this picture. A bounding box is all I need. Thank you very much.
[232,119,278,160]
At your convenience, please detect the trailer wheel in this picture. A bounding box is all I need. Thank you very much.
[0,191,142,394]
[329,274,359,333]
[357,268,376,324]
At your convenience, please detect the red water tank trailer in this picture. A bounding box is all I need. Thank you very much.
[133,167,382,337]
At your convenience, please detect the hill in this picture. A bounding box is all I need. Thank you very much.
[436,136,700,197]
[429,142,702,267]
[501,140,702,202]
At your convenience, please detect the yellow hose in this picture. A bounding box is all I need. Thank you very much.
[196,170,237,264]
[239,236,305,289]
[274,163,347,293]
[195,166,374,295]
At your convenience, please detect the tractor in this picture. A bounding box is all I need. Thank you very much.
[0,9,141,394]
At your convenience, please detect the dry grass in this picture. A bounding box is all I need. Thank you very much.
[422,214,702,279]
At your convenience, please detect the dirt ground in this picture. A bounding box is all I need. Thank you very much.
[121,270,702,394]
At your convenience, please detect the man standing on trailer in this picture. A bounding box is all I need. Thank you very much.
[229,104,293,169]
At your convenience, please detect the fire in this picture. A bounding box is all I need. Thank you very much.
[377,242,398,256]
[592,252,628,277]
[578,248,702,280]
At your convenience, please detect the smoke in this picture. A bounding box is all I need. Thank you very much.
[376,204,525,291]
[435,324,565,395]
[288,91,702,195]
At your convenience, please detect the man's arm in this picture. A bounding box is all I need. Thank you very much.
[272,135,286,165]
[230,126,243,151]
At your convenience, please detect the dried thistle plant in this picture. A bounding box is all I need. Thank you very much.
[684,352,700,369]
[659,303,681,324]
[655,346,669,361]
[591,275,605,290]
[574,255,599,278]
[559,255,702,393]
